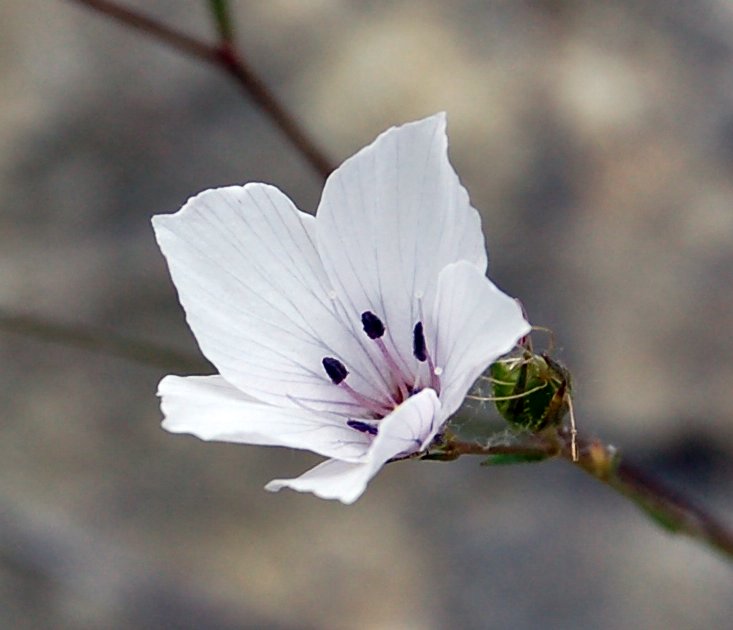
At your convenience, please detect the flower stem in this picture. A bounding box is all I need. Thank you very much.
[442,430,733,560]
[65,0,334,180]
[559,431,733,559]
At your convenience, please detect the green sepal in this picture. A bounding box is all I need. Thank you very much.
[490,353,571,431]
[480,452,549,466]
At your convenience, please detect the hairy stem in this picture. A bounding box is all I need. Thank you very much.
[444,430,733,560]
[66,0,334,179]
[558,430,733,559]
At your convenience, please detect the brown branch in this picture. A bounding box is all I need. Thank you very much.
[0,309,207,373]
[442,429,733,560]
[65,0,334,180]
[556,431,733,559]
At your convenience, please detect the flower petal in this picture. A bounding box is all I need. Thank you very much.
[431,261,531,418]
[316,113,487,379]
[265,388,441,504]
[158,374,371,461]
[153,184,396,414]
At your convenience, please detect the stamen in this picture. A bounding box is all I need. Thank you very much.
[322,357,348,384]
[429,364,442,392]
[413,322,427,361]
[361,311,385,339]
[360,311,410,403]
[323,294,396,402]
[413,321,441,392]
[347,419,379,436]
[340,381,393,416]
[322,356,392,416]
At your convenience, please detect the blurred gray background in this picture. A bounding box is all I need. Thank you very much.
[1,1,732,628]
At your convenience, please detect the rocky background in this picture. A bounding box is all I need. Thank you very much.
[1,1,732,628]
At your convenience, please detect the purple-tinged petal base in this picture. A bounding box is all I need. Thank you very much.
[265,388,441,504]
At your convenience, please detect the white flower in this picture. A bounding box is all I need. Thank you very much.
[152,113,530,504]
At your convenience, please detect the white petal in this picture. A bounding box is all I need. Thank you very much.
[431,261,531,418]
[153,184,395,414]
[158,374,371,461]
[265,388,441,504]
[316,113,487,379]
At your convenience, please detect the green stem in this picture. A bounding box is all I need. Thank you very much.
[443,430,733,560]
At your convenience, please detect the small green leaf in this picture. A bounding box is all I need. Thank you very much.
[480,452,549,466]
[208,0,234,42]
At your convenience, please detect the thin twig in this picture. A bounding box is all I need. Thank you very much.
[442,430,733,560]
[66,0,334,180]
[557,431,733,559]
[3,3,335,373]
[0,309,207,373]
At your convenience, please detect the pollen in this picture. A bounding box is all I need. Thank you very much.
[361,311,386,339]
[322,357,348,384]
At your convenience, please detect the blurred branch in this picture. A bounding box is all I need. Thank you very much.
[13,1,335,365]
[66,0,334,180]
[438,430,733,560]
[571,435,733,559]
[0,309,207,373]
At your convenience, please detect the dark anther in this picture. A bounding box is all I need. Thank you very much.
[413,321,427,361]
[322,357,348,384]
[361,311,385,339]
[347,419,379,436]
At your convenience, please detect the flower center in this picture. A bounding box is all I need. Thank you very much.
[322,310,441,435]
